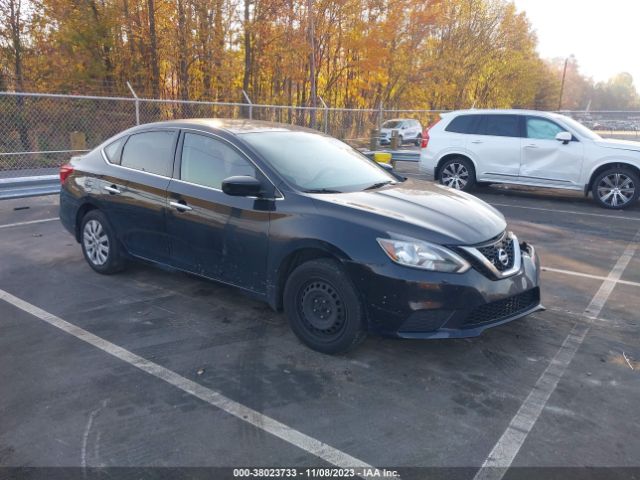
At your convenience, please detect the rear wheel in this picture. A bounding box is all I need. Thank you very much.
[283,259,366,354]
[414,133,422,147]
[81,210,126,274]
[591,167,639,209]
[438,157,476,191]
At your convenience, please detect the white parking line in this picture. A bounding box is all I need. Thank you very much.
[488,202,640,221]
[0,217,59,229]
[473,228,640,480]
[542,266,640,288]
[0,288,377,476]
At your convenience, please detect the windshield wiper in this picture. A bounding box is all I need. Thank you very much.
[363,181,395,191]
[303,188,343,194]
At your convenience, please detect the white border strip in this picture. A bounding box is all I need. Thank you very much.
[488,202,640,221]
[0,288,376,476]
[0,217,59,229]
[542,266,640,288]
[474,229,640,480]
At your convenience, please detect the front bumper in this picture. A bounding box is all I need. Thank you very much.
[346,243,542,338]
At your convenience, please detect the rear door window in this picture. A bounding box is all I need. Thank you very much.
[477,115,521,138]
[120,130,177,176]
[103,137,125,164]
[180,133,256,190]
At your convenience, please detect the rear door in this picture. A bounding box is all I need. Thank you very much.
[107,129,177,263]
[519,116,584,185]
[165,131,271,293]
[466,114,523,179]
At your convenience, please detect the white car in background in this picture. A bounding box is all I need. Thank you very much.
[380,118,423,146]
[419,109,640,209]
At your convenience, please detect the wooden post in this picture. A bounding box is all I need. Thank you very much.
[390,129,400,150]
[70,131,87,151]
[369,129,379,150]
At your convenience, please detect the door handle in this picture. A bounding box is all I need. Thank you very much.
[170,200,192,212]
[470,140,483,144]
[524,144,538,149]
[104,185,121,195]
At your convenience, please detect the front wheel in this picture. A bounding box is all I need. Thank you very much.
[283,259,367,354]
[591,168,639,209]
[438,157,476,191]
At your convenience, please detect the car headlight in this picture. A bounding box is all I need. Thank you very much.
[377,237,470,273]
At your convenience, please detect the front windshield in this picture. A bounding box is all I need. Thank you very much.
[242,131,396,193]
[558,115,602,141]
[382,120,402,129]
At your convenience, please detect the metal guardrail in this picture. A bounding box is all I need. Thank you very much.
[363,150,421,162]
[0,175,60,200]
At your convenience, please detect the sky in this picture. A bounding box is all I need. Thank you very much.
[512,0,640,87]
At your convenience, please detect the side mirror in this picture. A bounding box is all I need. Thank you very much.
[555,131,572,144]
[221,176,262,197]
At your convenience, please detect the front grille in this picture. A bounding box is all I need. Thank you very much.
[465,288,540,326]
[477,234,515,272]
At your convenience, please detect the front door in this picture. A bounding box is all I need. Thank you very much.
[519,116,584,186]
[165,131,271,293]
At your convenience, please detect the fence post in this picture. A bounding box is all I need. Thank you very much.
[242,90,253,120]
[378,100,383,132]
[318,95,329,133]
[127,81,140,125]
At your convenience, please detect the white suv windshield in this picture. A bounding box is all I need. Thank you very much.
[382,121,402,128]
[558,115,601,140]
[242,131,396,193]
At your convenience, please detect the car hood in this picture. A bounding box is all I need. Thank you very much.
[595,138,640,153]
[311,178,506,245]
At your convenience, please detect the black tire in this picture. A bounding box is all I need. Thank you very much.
[438,156,476,191]
[591,167,639,209]
[414,133,422,147]
[283,258,367,354]
[80,209,126,274]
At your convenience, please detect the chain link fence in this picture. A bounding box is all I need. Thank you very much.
[1,91,639,178]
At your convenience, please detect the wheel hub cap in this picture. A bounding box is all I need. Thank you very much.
[83,219,109,265]
[299,281,344,334]
[441,163,469,190]
[597,173,635,207]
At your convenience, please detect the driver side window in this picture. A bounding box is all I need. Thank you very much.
[180,133,256,189]
[527,118,565,140]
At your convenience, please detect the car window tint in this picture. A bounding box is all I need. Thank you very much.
[103,137,125,164]
[180,133,256,189]
[445,115,479,134]
[527,117,565,140]
[120,131,176,176]
[478,115,521,137]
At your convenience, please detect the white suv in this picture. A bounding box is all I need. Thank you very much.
[380,119,423,146]
[420,109,640,209]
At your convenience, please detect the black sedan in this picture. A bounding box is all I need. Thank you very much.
[59,119,542,354]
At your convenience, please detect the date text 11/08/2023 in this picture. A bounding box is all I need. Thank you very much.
[232,468,400,478]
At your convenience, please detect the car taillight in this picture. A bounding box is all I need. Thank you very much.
[59,163,74,184]
[420,131,429,149]
[421,118,441,149]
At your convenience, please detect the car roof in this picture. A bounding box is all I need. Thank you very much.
[123,118,322,135]
[444,109,565,120]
